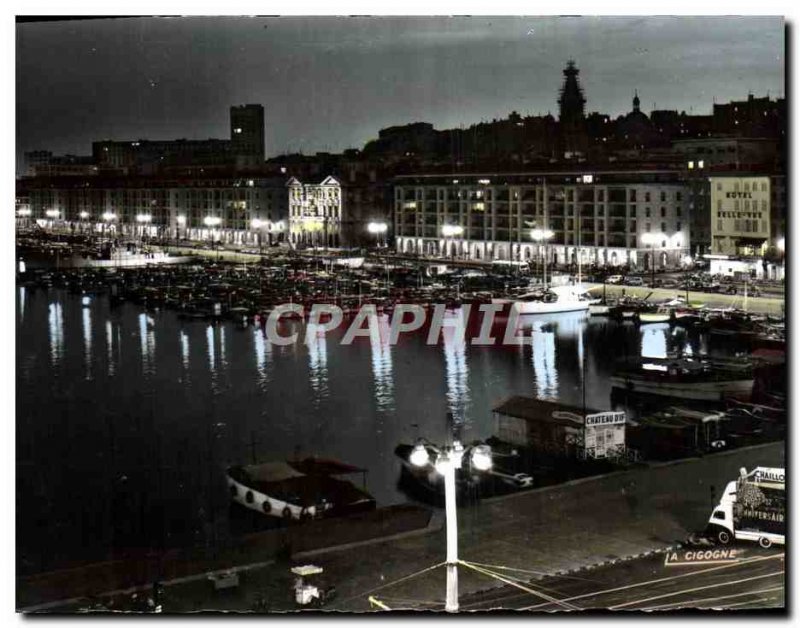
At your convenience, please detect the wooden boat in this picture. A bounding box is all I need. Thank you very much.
[226,458,375,522]
[610,357,754,402]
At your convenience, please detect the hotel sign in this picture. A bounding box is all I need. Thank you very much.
[585,411,625,426]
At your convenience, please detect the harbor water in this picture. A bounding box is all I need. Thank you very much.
[16,286,740,573]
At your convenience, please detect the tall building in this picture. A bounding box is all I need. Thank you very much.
[230,104,265,167]
[557,61,588,157]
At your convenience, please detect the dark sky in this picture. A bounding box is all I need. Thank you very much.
[16,16,784,168]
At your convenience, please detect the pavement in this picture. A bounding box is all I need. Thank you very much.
[31,440,783,614]
[587,283,785,316]
[456,545,785,612]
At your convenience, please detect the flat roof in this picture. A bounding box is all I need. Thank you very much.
[493,396,604,427]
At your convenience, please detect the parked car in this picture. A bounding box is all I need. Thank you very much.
[624,276,645,287]
[606,275,624,284]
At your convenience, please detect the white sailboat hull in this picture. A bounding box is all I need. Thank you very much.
[513,300,590,315]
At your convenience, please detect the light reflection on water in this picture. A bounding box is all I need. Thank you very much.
[641,323,670,359]
[369,315,394,412]
[17,290,745,572]
[442,311,469,425]
[82,304,92,381]
[48,301,63,366]
[306,323,330,402]
[252,327,271,386]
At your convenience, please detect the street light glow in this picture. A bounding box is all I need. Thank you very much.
[531,228,554,241]
[79,211,90,219]
[136,214,152,223]
[367,221,388,234]
[251,218,263,229]
[470,445,493,471]
[441,225,464,237]
[17,208,32,216]
[409,443,430,467]
[176,215,187,225]
[777,237,785,252]
[102,212,117,221]
[641,232,659,245]
[204,216,222,227]
[45,209,59,218]
[434,454,451,476]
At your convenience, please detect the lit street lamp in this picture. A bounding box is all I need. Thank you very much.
[408,438,492,612]
[641,232,659,288]
[530,228,554,287]
[777,237,785,281]
[136,214,152,243]
[367,221,388,249]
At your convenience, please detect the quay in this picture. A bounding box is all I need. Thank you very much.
[18,441,783,612]
[587,284,785,317]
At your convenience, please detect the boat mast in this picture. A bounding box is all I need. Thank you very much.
[744,278,748,313]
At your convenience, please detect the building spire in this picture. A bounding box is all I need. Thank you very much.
[558,60,586,125]
[633,89,640,113]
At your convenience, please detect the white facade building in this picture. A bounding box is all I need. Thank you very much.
[394,172,691,270]
[288,176,342,248]
[710,176,771,256]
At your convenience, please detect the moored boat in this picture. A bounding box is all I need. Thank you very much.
[492,285,591,315]
[226,458,375,522]
[610,357,754,402]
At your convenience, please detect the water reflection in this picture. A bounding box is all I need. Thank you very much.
[306,323,329,402]
[219,325,228,370]
[48,301,64,367]
[19,286,25,322]
[442,309,470,424]
[106,320,116,376]
[640,324,669,359]
[82,305,92,380]
[253,327,271,386]
[180,329,190,370]
[530,319,557,400]
[369,314,394,411]
[206,325,216,371]
[139,313,156,373]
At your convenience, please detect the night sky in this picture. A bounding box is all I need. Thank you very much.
[16,16,784,169]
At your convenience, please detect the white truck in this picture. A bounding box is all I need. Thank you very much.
[706,466,785,548]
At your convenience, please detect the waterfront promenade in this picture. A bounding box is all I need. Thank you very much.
[21,441,783,613]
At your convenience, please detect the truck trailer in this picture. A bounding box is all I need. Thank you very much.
[706,466,785,548]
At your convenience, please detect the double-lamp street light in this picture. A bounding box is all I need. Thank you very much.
[408,438,493,612]
[530,228,554,286]
[641,232,661,288]
[367,221,388,248]
[441,225,464,260]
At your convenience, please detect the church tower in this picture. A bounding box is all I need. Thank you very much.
[557,60,588,157]
[558,60,586,125]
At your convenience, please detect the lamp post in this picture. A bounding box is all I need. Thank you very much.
[136,214,152,248]
[204,216,222,258]
[408,439,492,612]
[176,215,187,245]
[530,228,554,288]
[102,212,117,240]
[251,218,264,254]
[441,225,464,261]
[777,237,785,282]
[367,221,388,250]
[641,232,658,288]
